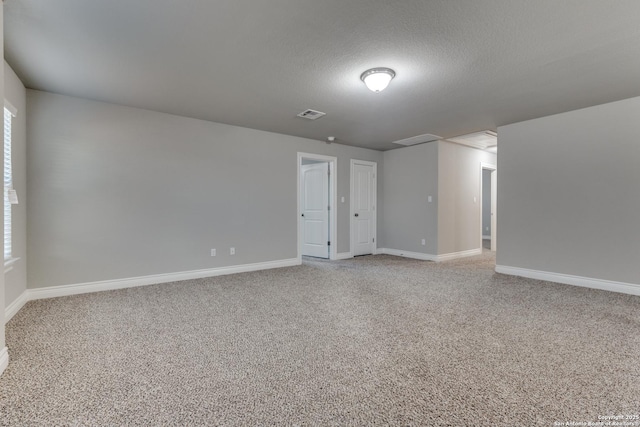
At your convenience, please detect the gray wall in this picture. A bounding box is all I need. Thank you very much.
[27,90,383,289]
[4,62,27,309]
[482,169,491,237]
[381,143,439,254]
[437,141,496,255]
[497,96,640,285]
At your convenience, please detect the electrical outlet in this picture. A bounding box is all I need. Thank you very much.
[421,238,426,246]
[230,247,235,255]
[210,248,216,257]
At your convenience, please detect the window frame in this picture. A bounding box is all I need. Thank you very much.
[4,100,18,272]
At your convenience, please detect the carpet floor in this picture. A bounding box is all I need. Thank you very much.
[1,251,639,426]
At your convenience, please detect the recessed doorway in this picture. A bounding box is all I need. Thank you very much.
[297,153,337,261]
[480,162,497,252]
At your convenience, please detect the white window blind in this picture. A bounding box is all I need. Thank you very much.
[4,106,13,261]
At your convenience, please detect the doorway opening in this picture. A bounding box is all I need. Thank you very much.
[480,162,497,252]
[297,153,337,261]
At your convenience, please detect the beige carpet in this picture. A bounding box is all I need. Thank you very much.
[1,251,639,426]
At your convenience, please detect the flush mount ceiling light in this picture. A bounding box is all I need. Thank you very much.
[360,67,396,92]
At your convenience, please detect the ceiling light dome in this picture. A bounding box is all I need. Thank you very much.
[360,67,396,92]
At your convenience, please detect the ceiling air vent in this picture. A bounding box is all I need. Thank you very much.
[446,130,497,150]
[392,133,442,146]
[297,109,326,120]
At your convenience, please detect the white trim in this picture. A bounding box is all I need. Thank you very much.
[482,235,491,240]
[29,258,300,301]
[495,265,640,296]
[335,252,353,260]
[350,159,377,256]
[434,248,482,262]
[0,347,8,377]
[378,248,436,261]
[3,258,301,324]
[378,247,482,262]
[297,153,338,261]
[4,290,28,324]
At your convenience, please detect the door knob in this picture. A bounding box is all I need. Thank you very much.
[355,213,359,217]
[301,213,304,217]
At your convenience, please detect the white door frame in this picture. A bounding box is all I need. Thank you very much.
[350,159,377,256]
[297,152,337,262]
[480,162,497,251]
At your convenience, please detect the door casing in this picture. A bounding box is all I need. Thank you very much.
[350,159,377,256]
[297,152,337,261]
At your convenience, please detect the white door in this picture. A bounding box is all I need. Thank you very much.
[301,163,329,258]
[351,160,376,256]
[490,170,497,252]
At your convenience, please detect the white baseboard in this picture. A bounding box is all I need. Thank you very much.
[482,235,491,240]
[1,258,300,376]
[495,265,640,296]
[5,290,28,324]
[0,347,8,377]
[378,247,483,262]
[334,252,353,260]
[27,258,301,301]
[378,248,437,261]
[435,248,483,262]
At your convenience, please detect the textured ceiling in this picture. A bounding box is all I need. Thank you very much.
[5,0,640,151]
